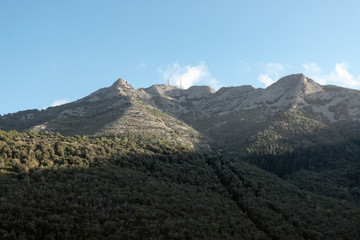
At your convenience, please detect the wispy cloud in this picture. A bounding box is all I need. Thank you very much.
[303,62,360,88]
[258,74,275,87]
[159,62,222,90]
[50,99,69,107]
[258,63,288,87]
[329,63,360,87]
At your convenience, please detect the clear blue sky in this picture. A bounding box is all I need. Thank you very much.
[1,0,360,114]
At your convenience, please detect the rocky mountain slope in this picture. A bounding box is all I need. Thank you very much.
[0,79,208,149]
[141,73,360,122]
[142,74,360,150]
[2,73,360,152]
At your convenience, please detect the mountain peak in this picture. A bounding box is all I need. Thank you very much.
[268,74,305,88]
[82,78,135,102]
[267,73,322,95]
[111,78,134,90]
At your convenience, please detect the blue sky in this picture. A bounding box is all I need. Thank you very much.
[1,0,360,114]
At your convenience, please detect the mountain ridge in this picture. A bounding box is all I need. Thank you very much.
[2,73,360,152]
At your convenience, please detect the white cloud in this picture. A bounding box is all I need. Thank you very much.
[258,74,275,87]
[50,99,69,107]
[330,63,359,87]
[303,62,360,88]
[159,62,222,90]
[258,62,287,87]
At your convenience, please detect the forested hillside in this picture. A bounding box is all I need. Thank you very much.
[240,111,360,205]
[1,130,360,239]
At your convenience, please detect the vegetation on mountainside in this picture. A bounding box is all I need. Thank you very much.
[240,111,360,205]
[1,130,360,239]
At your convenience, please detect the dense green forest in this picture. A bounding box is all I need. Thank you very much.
[1,130,360,239]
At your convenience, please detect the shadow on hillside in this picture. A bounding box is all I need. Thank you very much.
[0,151,266,240]
[2,151,360,240]
[243,130,360,204]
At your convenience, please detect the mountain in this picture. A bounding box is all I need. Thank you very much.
[0,79,209,150]
[2,74,360,152]
[2,74,360,238]
[3,74,360,179]
[4,74,360,181]
[3,74,360,176]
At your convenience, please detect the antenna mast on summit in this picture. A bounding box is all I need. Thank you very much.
[180,78,183,89]
[167,79,170,86]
